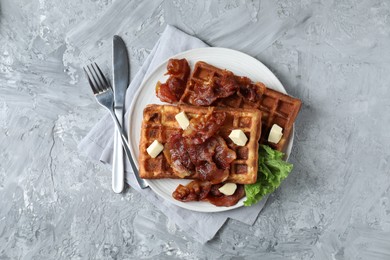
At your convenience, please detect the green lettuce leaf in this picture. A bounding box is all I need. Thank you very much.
[244,145,293,206]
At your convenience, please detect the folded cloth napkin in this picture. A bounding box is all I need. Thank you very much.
[78,25,268,243]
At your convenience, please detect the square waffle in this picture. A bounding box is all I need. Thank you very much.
[179,61,302,151]
[139,104,262,184]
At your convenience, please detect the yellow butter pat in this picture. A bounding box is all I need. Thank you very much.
[229,129,248,146]
[218,183,237,196]
[175,111,190,130]
[268,124,283,144]
[146,140,164,158]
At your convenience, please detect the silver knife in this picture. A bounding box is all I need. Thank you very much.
[112,35,129,193]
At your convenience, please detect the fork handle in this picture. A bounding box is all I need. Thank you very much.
[109,111,149,189]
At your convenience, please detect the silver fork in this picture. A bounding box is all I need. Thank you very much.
[83,63,149,189]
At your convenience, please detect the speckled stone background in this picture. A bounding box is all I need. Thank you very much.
[1,0,390,259]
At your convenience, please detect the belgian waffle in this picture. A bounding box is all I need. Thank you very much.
[179,61,302,151]
[139,104,262,184]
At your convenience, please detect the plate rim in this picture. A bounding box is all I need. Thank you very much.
[128,47,293,212]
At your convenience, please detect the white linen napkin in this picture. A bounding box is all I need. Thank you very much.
[78,25,268,243]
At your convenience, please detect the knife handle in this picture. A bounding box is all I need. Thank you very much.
[112,109,124,193]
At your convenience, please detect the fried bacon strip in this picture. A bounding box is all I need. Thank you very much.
[191,70,240,106]
[172,181,212,202]
[183,109,226,145]
[163,133,194,178]
[172,181,245,207]
[166,134,236,184]
[164,109,236,184]
[236,76,265,103]
[206,183,245,207]
[156,59,190,103]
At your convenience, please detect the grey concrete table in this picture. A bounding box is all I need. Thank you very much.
[1,0,389,259]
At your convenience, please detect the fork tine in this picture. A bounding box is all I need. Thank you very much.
[83,66,98,94]
[94,62,111,91]
[87,64,103,93]
[89,63,104,92]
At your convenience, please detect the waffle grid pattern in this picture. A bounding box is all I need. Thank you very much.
[180,61,301,151]
[139,104,262,184]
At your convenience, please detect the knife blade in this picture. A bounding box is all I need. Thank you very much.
[112,35,129,193]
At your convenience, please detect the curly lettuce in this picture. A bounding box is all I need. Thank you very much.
[244,145,293,206]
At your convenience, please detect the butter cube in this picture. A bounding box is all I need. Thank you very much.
[218,183,237,196]
[229,129,248,146]
[175,111,190,130]
[146,140,164,158]
[268,124,283,144]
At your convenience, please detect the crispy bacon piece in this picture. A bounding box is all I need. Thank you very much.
[184,136,232,184]
[156,78,184,103]
[191,71,240,106]
[172,181,245,207]
[183,110,226,145]
[164,107,238,199]
[166,135,235,183]
[166,58,190,81]
[213,136,237,169]
[156,59,190,103]
[192,81,217,106]
[172,181,212,202]
[206,183,245,207]
[196,161,229,184]
[184,136,216,165]
[237,76,263,103]
[214,71,239,98]
[164,133,194,178]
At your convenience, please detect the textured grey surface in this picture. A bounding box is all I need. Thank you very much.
[1,0,390,259]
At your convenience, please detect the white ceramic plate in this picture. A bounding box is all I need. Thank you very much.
[128,47,293,212]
